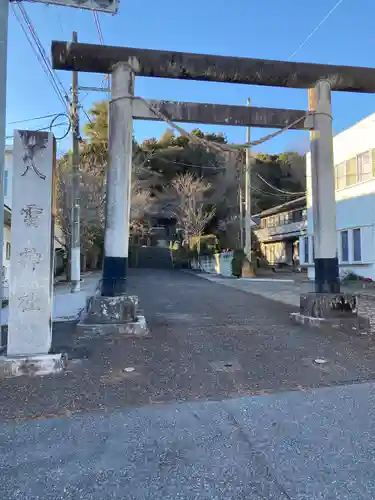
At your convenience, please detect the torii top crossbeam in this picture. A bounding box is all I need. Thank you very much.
[52,41,375,93]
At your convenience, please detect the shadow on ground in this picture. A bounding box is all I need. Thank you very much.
[1,269,375,422]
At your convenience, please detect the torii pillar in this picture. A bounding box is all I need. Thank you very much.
[101,62,133,297]
[309,80,340,293]
[292,80,368,330]
[77,60,148,337]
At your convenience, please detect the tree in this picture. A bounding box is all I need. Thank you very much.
[164,173,216,244]
[83,101,108,144]
[129,151,158,238]
[250,153,306,214]
[79,100,306,250]
[56,145,106,273]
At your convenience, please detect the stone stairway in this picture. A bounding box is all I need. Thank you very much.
[129,246,174,269]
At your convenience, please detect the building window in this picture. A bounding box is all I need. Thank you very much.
[353,228,362,262]
[303,236,309,264]
[4,170,8,197]
[340,230,349,262]
[335,162,346,190]
[5,242,10,260]
[357,151,372,182]
[345,157,357,186]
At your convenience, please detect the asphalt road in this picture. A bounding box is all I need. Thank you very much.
[1,269,375,498]
[1,382,375,499]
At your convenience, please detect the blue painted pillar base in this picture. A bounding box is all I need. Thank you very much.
[314,257,340,293]
[101,256,128,297]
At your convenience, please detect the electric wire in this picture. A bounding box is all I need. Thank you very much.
[11,3,68,112]
[12,2,70,112]
[256,173,306,196]
[8,113,60,126]
[288,0,345,60]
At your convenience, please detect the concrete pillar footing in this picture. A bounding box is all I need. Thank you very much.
[0,353,66,378]
[290,292,370,334]
[77,294,149,338]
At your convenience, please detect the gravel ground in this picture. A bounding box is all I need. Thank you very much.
[0,269,375,422]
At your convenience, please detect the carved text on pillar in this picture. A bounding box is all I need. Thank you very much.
[19,131,47,180]
[18,248,42,271]
[17,289,42,312]
[20,204,44,228]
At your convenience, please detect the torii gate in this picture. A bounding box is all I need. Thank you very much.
[52,41,375,328]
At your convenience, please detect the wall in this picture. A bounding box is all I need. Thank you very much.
[304,112,375,280]
[191,251,233,277]
[2,224,11,299]
[4,147,13,209]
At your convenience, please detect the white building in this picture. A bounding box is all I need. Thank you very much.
[3,146,13,291]
[2,146,64,297]
[301,111,375,281]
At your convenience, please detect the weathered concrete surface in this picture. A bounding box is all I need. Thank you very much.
[300,292,358,318]
[51,41,375,92]
[7,131,55,356]
[0,353,66,378]
[77,313,149,338]
[82,295,138,324]
[1,270,375,423]
[290,311,370,335]
[293,292,370,333]
[2,382,375,499]
[77,293,149,338]
[132,99,309,129]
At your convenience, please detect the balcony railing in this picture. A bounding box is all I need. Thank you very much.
[259,208,306,229]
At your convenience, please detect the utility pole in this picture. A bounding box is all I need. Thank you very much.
[0,1,9,319]
[244,97,252,261]
[70,31,81,292]
[239,183,244,248]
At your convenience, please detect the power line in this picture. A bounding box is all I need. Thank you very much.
[251,186,292,199]
[93,11,104,45]
[151,156,225,171]
[11,3,67,111]
[92,11,110,93]
[8,113,59,125]
[288,0,344,60]
[12,2,70,112]
[5,120,70,140]
[19,3,69,103]
[256,172,306,196]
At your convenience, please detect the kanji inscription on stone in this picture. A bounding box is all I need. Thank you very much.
[20,131,47,180]
[8,131,55,356]
[20,204,44,228]
[18,290,42,312]
[18,248,42,271]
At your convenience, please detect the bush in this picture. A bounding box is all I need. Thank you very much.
[171,247,194,269]
[231,249,245,277]
[189,234,218,255]
[341,271,373,284]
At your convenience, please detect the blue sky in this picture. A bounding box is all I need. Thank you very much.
[5,0,375,156]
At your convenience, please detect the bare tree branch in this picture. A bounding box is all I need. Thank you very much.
[163,173,216,244]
